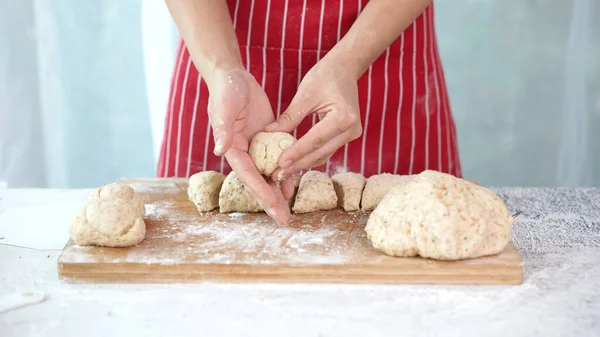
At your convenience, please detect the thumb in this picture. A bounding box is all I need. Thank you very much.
[265,94,312,133]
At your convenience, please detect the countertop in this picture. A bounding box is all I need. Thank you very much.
[0,187,599,337]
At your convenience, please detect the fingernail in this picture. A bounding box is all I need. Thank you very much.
[267,207,288,225]
[214,136,224,154]
[266,122,279,130]
[265,207,277,221]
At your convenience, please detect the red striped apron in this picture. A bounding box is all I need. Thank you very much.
[157,0,462,179]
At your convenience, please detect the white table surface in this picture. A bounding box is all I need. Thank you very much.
[0,187,599,337]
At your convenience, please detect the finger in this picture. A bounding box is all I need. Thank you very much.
[259,178,293,224]
[280,130,353,176]
[264,95,312,133]
[280,177,295,200]
[208,96,238,156]
[271,168,283,182]
[225,149,291,225]
[278,111,360,169]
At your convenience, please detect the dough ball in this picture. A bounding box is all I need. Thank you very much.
[332,172,366,212]
[361,173,413,211]
[249,131,296,176]
[292,171,338,214]
[293,173,301,188]
[187,171,226,212]
[70,183,146,247]
[365,170,513,260]
[287,173,302,209]
[219,171,263,213]
[89,182,145,216]
[288,174,301,210]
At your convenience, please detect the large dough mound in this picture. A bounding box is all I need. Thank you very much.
[292,171,338,214]
[188,171,226,212]
[219,172,263,213]
[332,172,366,211]
[249,131,296,175]
[365,170,513,260]
[69,183,146,247]
[361,173,413,211]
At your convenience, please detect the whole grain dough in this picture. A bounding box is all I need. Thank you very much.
[332,172,366,211]
[249,131,296,176]
[292,171,338,213]
[365,170,513,260]
[287,173,302,209]
[187,171,226,212]
[361,173,413,211]
[219,171,263,213]
[69,183,146,247]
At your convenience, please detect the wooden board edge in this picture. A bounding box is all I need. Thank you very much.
[57,239,75,261]
[57,266,523,285]
[57,257,524,285]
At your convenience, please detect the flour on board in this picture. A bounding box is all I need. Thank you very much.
[62,203,358,266]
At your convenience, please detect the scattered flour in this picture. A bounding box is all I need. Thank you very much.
[62,205,357,266]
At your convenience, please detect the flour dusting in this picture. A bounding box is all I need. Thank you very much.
[71,205,361,266]
[161,213,353,265]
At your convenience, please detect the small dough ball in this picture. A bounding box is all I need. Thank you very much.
[187,171,226,212]
[249,131,296,175]
[91,182,134,200]
[365,170,513,260]
[219,172,263,213]
[361,173,413,211]
[293,173,301,188]
[70,183,146,247]
[287,173,302,209]
[292,171,337,214]
[89,183,145,216]
[332,172,366,212]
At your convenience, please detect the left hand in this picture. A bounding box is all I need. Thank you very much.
[208,68,293,224]
[265,60,363,180]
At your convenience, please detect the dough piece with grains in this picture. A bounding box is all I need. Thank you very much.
[332,172,366,212]
[287,173,302,209]
[361,173,413,211]
[69,183,146,247]
[292,171,338,214]
[365,170,513,260]
[249,132,296,176]
[187,171,226,212]
[219,172,263,213]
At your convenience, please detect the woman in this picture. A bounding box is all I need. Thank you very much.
[158,0,461,224]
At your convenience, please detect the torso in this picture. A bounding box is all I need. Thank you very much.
[157,0,462,178]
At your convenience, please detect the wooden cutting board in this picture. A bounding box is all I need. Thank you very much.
[57,178,523,285]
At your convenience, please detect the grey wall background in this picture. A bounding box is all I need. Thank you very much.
[0,0,598,188]
[436,0,599,186]
[0,0,154,188]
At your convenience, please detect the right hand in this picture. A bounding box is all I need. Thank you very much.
[207,68,293,225]
[265,58,362,180]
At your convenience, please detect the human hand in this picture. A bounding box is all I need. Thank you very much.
[208,68,293,224]
[265,60,362,180]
